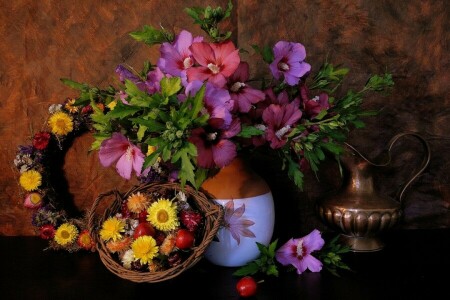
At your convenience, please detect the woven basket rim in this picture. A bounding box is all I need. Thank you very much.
[88,181,223,283]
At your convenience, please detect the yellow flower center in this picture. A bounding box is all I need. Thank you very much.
[157,210,169,223]
[61,230,70,239]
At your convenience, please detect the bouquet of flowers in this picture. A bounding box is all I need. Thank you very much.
[64,1,393,190]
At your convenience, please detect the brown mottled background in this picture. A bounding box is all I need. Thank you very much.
[1,0,449,237]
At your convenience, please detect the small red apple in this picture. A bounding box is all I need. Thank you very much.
[236,276,258,298]
[133,222,156,239]
[175,229,195,249]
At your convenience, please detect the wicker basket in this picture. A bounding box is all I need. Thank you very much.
[87,182,223,283]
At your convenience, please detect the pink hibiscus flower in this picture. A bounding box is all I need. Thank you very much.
[98,132,145,180]
[262,99,302,149]
[275,229,325,275]
[187,40,240,88]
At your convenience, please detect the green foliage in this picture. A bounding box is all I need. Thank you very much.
[251,44,274,64]
[233,240,279,278]
[316,235,352,277]
[129,25,173,46]
[185,0,233,42]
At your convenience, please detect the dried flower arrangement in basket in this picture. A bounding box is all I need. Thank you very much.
[88,182,223,283]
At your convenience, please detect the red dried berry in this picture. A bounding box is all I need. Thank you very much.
[180,210,202,232]
[120,201,131,218]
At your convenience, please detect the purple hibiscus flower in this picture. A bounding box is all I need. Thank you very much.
[227,62,265,113]
[269,41,311,86]
[275,229,325,275]
[98,132,145,180]
[157,30,203,80]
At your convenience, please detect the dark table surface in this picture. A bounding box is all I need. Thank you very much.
[1,228,449,300]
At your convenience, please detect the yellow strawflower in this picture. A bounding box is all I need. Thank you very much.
[147,198,179,231]
[48,111,73,136]
[54,223,78,246]
[131,236,159,265]
[99,217,126,242]
[19,170,42,191]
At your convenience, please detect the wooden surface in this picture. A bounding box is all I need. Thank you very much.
[1,228,449,299]
[1,0,449,236]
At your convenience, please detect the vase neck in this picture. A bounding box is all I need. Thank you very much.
[201,156,271,199]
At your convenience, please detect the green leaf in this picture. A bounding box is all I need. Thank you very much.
[188,84,206,119]
[106,102,141,119]
[160,77,182,97]
[130,117,166,132]
[136,125,147,142]
[286,157,305,190]
[129,25,172,46]
[233,240,279,278]
[60,78,88,90]
[237,125,264,138]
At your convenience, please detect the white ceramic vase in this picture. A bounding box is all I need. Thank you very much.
[201,157,275,267]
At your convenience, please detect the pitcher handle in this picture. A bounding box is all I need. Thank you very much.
[345,131,431,203]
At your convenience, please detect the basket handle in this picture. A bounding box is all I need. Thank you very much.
[87,189,122,242]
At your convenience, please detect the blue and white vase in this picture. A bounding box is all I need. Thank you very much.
[201,157,275,267]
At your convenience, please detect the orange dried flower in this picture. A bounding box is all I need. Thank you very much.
[159,233,177,255]
[106,236,132,253]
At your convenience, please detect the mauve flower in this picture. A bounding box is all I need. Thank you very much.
[275,229,325,275]
[189,118,240,169]
[157,30,203,78]
[99,132,145,180]
[270,41,311,86]
[187,40,240,88]
[300,84,330,118]
[227,62,265,113]
[262,100,302,149]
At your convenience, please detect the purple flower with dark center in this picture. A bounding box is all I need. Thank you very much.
[269,41,311,86]
[275,229,325,275]
[98,132,145,180]
[227,62,265,113]
[222,200,255,245]
[300,84,330,118]
[157,30,203,79]
[262,99,302,149]
[189,118,240,169]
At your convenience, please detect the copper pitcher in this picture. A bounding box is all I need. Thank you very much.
[316,132,430,252]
